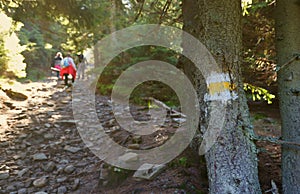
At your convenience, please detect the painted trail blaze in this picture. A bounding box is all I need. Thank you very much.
[208,81,235,95]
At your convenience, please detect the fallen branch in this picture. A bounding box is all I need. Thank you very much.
[143,97,186,118]
[142,99,300,148]
[276,54,300,72]
[265,180,279,194]
[253,133,300,147]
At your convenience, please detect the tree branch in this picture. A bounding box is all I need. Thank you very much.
[143,97,186,118]
[252,133,300,147]
[134,0,145,22]
[276,53,300,72]
[159,0,172,24]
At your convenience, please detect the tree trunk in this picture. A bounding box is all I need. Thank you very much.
[182,0,261,193]
[275,0,300,193]
[110,0,117,44]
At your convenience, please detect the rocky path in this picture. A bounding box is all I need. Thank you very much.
[0,77,281,194]
[0,79,104,194]
[0,78,206,194]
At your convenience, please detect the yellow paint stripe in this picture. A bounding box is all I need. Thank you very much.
[208,82,235,95]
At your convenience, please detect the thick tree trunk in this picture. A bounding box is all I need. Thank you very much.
[182,0,261,193]
[275,0,300,193]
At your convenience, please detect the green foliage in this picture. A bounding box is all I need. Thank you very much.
[1,0,122,52]
[97,46,180,107]
[147,101,159,109]
[129,0,182,27]
[242,0,276,87]
[242,0,274,16]
[244,83,275,104]
[169,156,191,168]
[25,68,47,81]
[16,19,68,78]
[0,0,278,111]
[0,12,25,78]
[97,84,114,96]
[178,157,188,167]
[0,0,184,80]
[252,112,267,120]
[113,167,123,173]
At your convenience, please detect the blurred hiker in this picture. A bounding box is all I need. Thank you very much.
[60,53,77,87]
[77,53,88,79]
[51,52,63,78]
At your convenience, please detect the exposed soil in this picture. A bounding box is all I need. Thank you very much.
[0,77,281,194]
[249,100,282,193]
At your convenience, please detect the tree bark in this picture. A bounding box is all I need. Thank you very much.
[182,0,261,193]
[275,0,300,193]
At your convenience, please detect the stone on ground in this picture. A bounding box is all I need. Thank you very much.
[133,163,166,180]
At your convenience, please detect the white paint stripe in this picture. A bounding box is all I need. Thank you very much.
[204,91,238,103]
[206,72,230,84]
[205,72,238,103]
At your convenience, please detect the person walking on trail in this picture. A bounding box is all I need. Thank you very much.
[60,53,77,87]
[51,52,63,78]
[77,53,88,79]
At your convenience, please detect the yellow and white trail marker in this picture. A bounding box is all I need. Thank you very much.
[204,73,238,103]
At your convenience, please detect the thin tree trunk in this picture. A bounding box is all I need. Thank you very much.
[275,0,300,193]
[110,0,117,44]
[93,0,117,68]
[93,46,101,67]
[182,0,261,193]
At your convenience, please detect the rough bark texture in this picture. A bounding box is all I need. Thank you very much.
[275,0,300,193]
[180,0,208,152]
[182,0,261,193]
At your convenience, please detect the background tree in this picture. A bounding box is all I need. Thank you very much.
[182,0,261,193]
[242,0,277,90]
[0,0,114,79]
[0,0,290,192]
[0,31,8,76]
[0,12,25,78]
[275,0,300,192]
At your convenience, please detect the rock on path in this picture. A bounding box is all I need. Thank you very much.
[0,78,187,194]
[0,78,102,194]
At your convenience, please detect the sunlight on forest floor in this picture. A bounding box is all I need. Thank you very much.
[0,13,26,77]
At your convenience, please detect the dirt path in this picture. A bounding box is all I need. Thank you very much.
[0,78,207,194]
[0,79,99,193]
[0,78,281,194]
[249,101,282,193]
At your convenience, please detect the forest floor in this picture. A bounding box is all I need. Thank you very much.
[0,76,281,194]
